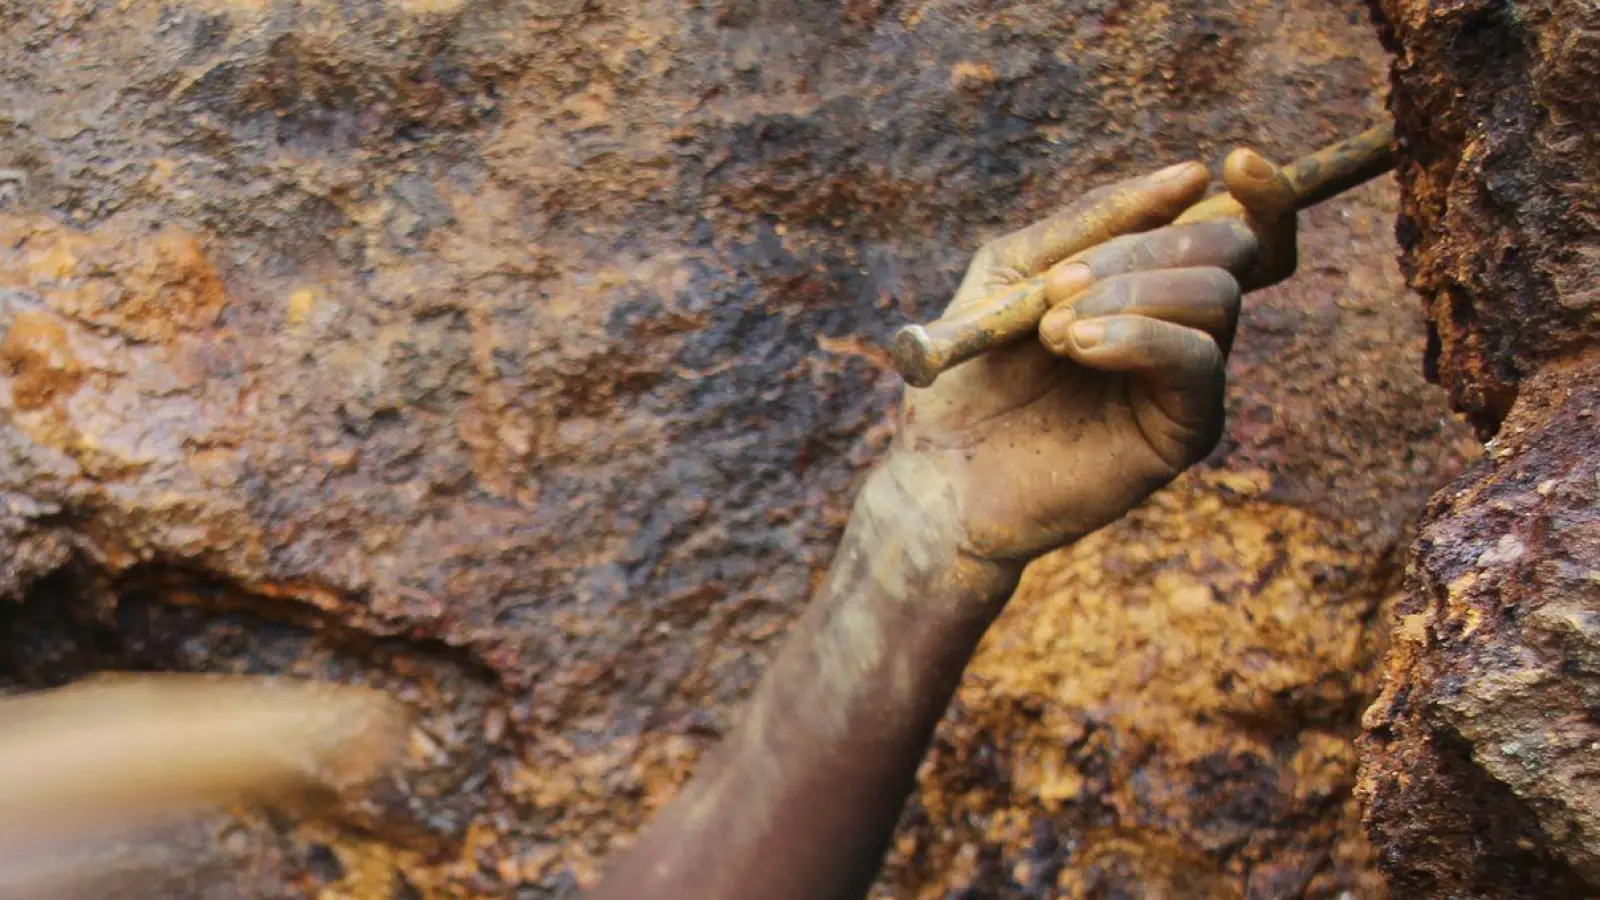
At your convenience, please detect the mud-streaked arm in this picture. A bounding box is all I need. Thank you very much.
[587,455,1018,900]
[591,153,1281,900]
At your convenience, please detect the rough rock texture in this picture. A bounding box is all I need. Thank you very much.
[0,1,1468,897]
[1358,1,1600,897]
[1373,0,1600,436]
[1358,364,1600,900]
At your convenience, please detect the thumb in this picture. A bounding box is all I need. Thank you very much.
[1221,147,1298,290]
[1222,148,1296,219]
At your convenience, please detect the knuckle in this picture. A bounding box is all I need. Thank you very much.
[1130,229,1188,272]
[1083,234,1141,276]
[1126,236,1164,271]
[1106,315,1152,348]
[1074,275,1133,317]
[1119,272,1147,310]
[1194,218,1248,247]
[1183,221,1260,274]
[1193,266,1242,301]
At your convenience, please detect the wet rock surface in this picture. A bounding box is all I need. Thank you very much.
[0,2,1467,897]
[1360,1,1600,897]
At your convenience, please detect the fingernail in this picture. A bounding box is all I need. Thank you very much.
[1046,261,1092,302]
[1153,161,1197,183]
[1240,152,1274,181]
[1040,312,1072,352]
[1071,321,1107,349]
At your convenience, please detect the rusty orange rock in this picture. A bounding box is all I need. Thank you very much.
[0,1,1472,896]
[0,219,226,343]
[1359,1,1600,896]
[1,309,82,411]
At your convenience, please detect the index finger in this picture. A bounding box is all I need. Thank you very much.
[979,161,1212,284]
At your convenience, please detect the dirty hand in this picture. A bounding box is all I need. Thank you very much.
[893,151,1295,568]
[590,151,1297,900]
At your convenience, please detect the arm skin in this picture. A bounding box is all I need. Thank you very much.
[589,148,1300,900]
[589,457,1019,900]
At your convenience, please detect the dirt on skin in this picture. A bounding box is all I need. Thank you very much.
[0,1,1468,897]
[888,178,1474,900]
[1358,1,1600,897]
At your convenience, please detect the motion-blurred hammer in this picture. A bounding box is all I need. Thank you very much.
[889,122,1397,388]
[0,673,410,892]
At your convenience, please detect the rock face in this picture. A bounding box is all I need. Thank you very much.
[0,2,1466,897]
[1371,0,1600,437]
[1359,1,1600,897]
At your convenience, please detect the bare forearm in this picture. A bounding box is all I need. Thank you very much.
[588,151,1266,899]
[589,457,1019,900]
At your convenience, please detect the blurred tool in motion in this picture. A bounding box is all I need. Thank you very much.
[0,673,409,897]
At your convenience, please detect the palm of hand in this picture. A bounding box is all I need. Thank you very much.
[894,152,1295,565]
[900,268,1188,564]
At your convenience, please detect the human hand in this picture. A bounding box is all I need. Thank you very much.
[887,150,1296,569]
